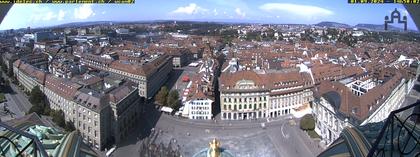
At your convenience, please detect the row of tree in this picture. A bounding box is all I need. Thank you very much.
[28,86,75,132]
[0,56,13,78]
[154,86,181,110]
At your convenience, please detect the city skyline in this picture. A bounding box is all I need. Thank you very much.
[0,0,418,31]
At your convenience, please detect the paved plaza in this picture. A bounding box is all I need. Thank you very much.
[111,103,323,157]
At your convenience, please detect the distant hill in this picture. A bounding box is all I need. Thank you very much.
[54,21,115,28]
[314,21,416,32]
[354,23,406,32]
[315,21,351,28]
[4,20,415,32]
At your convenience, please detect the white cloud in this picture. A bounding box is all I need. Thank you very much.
[171,3,208,15]
[58,10,66,21]
[74,4,95,20]
[102,11,106,15]
[213,9,218,16]
[235,8,246,18]
[27,6,67,22]
[43,12,56,21]
[259,3,333,17]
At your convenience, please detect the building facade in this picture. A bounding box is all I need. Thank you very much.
[81,53,173,98]
[313,69,409,146]
[219,70,314,120]
[13,59,143,150]
[186,96,213,120]
[313,96,352,146]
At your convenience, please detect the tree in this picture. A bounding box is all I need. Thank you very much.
[7,65,13,78]
[65,121,76,132]
[28,86,49,115]
[29,86,44,105]
[155,86,169,106]
[300,114,316,131]
[28,104,44,115]
[167,90,180,109]
[0,71,3,84]
[50,109,66,128]
[0,57,6,73]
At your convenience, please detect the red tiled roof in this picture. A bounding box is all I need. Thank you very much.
[45,74,82,100]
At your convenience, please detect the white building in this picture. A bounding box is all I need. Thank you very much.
[313,94,352,146]
[220,70,314,120]
[185,91,213,120]
[313,70,408,147]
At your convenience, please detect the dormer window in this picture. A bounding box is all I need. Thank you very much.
[352,108,358,114]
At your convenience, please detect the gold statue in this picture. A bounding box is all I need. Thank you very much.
[209,138,221,157]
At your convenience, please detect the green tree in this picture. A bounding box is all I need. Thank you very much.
[29,86,44,105]
[28,86,49,115]
[0,57,6,73]
[7,66,13,78]
[167,90,180,109]
[0,70,3,84]
[300,114,316,131]
[28,104,44,115]
[65,121,76,132]
[50,109,66,128]
[155,86,169,106]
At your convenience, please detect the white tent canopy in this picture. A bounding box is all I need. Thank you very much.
[160,106,173,113]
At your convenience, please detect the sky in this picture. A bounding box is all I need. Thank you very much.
[0,0,418,30]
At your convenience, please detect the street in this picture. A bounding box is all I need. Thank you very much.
[0,71,32,121]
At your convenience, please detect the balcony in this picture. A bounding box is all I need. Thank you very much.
[318,102,420,157]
